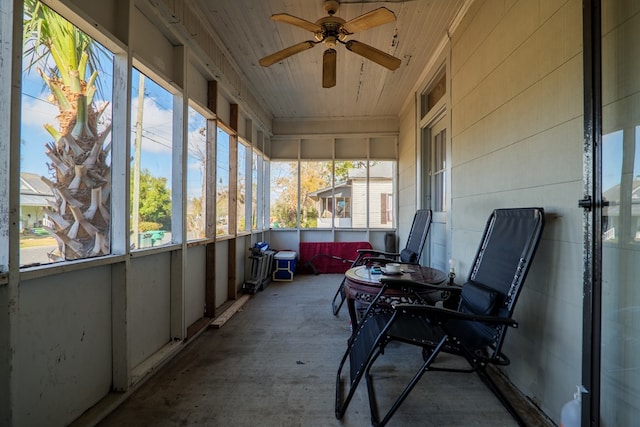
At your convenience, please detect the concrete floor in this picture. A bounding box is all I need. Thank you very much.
[98,274,524,427]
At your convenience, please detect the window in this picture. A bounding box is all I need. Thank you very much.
[269,160,395,230]
[251,150,261,230]
[421,70,446,119]
[186,107,207,240]
[335,161,364,228]
[237,141,247,233]
[270,161,298,228]
[20,2,114,266]
[263,158,270,229]
[216,126,230,236]
[380,193,393,224]
[432,129,446,212]
[300,161,333,228]
[369,161,394,229]
[130,69,173,250]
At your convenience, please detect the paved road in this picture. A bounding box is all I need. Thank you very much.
[20,244,56,267]
[19,232,175,267]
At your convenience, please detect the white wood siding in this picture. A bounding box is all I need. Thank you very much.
[449,0,583,422]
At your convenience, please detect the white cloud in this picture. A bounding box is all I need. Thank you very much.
[131,96,174,154]
[21,95,59,129]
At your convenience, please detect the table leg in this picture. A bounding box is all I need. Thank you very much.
[346,296,359,333]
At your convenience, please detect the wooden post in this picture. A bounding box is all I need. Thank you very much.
[205,80,218,315]
[228,103,239,299]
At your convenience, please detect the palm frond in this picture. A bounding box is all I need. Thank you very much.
[23,0,109,97]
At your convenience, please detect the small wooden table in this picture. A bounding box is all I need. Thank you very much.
[343,264,448,329]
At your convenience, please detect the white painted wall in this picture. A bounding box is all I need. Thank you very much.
[366,180,394,229]
[130,253,172,368]
[215,240,230,308]
[269,230,299,253]
[131,6,177,86]
[397,96,418,249]
[395,0,584,422]
[351,180,367,228]
[449,0,583,421]
[185,245,207,327]
[15,267,112,426]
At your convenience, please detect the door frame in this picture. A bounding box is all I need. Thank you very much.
[581,0,602,425]
[421,110,448,269]
[418,55,452,269]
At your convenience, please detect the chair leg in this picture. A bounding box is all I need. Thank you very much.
[335,310,393,420]
[365,335,448,427]
[335,341,384,419]
[332,278,346,315]
[475,366,527,427]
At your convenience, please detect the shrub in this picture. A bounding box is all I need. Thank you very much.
[138,221,163,232]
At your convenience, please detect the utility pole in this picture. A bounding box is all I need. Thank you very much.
[132,73,145,247]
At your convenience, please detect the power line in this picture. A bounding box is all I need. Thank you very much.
[22,91,55,106]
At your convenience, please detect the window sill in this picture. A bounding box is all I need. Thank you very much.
[19,253,128,281]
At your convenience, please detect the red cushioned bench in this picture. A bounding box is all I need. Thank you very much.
[298,242,373,274]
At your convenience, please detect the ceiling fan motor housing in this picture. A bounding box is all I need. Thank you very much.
[315,16,348,44]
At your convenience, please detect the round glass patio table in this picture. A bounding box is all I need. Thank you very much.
[343,264,448,329]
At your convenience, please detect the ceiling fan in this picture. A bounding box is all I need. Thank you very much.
[259,0,401,88]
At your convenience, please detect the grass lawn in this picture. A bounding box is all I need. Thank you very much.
[20,235,56,248]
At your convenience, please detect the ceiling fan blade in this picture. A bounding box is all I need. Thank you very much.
[271,13,322,33]
[345,40,401,70]
[323,49,337,88]
[342,7,396,34]
[259,41,317,67]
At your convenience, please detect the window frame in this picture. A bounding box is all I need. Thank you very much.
[269,159,397,231]
[185,103,210,242]
[129,66,176,251]
[19,3,118,266]
[215,123,232,237]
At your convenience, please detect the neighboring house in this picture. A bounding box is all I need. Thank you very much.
[19,172,55,232]
[311,181,352,228]
[602,179,640,242]
[309,163,393,229]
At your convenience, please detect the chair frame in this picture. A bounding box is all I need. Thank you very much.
[331,208,432,315]
[335,207,545,426]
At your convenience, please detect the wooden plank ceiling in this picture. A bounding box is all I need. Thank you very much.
[191,0,464,120]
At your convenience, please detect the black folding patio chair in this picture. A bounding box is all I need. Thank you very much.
[331,208,432,315]
[335,207,545,426]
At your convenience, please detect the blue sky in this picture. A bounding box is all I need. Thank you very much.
[602,129,640,192]
[130,68,174,186]
[20,71,69,177]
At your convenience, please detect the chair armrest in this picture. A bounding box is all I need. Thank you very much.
[357,248,400,258]
[392,303,518,328]
[361,256,401,265]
